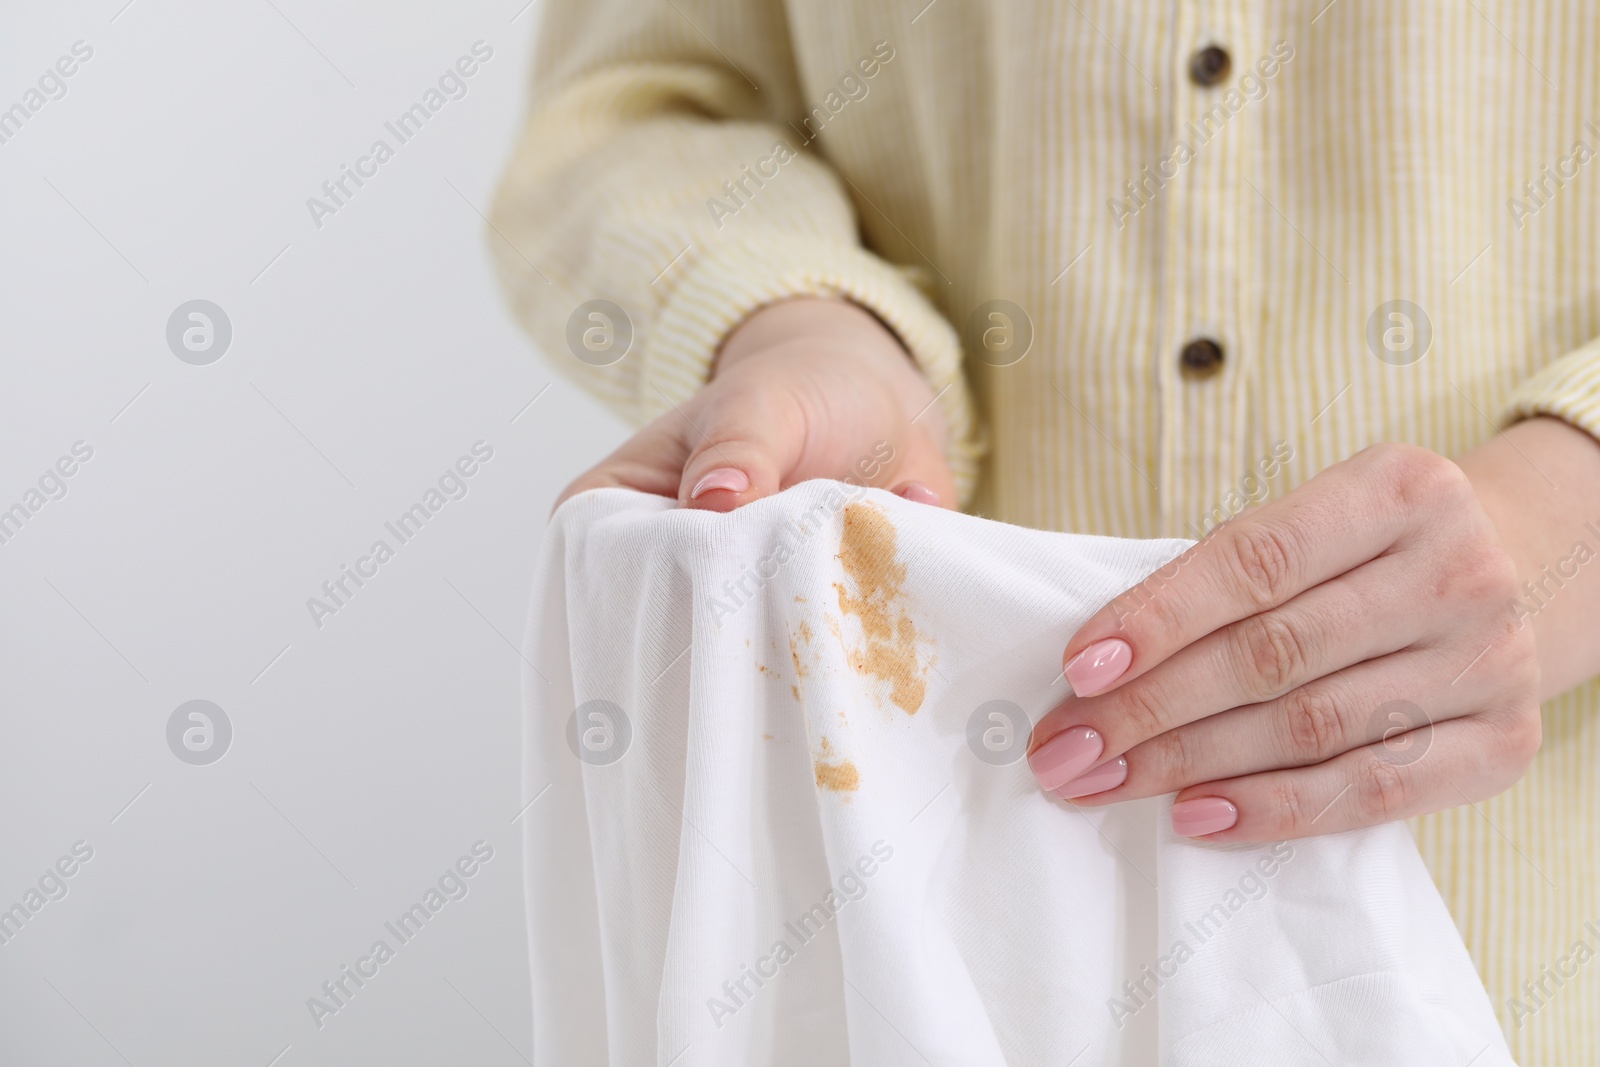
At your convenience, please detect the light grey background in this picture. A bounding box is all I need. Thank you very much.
[0,2,625,1064]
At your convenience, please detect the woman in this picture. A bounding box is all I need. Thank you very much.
[489,2,1600,1060]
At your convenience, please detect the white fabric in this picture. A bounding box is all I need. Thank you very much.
[521,481,1513,1067]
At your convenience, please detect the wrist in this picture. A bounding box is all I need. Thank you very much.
[1459,418,1600,699]
[713,295,940,428]
[714,296,913,375]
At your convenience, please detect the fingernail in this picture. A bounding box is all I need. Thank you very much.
[690,467,749,499]
[1064,638,1132,696]
[1172,796,1239,837]
[1027,725,1103,791]
[1055,756,1128,800]
[892,481,941,506]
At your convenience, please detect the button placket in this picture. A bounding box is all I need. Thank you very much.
[1156,1,1258,538]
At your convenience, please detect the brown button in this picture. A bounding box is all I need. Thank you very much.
[1189,45,1232,87]
[1180,338,1225,379]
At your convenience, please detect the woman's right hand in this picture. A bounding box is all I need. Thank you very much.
[554,296,957,512]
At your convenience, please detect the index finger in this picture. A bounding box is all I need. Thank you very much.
[1058,447,1412,698]
[551,411,690,515]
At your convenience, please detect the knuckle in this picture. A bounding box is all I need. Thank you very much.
[1227,523,1300,609]
[1146,728,1198,786]
[1113,682,1171,743]
[1363,440,1434,473]
[1356,756,1412,823]
[1369,441,1470,509]
[1266,778,1310,836]
[1458,542,1521,604]
[1511,643,1543,693]
[1476,627,1541,693]
[1484,547,1522,598]
[1281,686,1344,764]
[1128,573,1188,646]
[1234,612,1311,697]
[1499,705,1544,768]
[1503,632,1542,686]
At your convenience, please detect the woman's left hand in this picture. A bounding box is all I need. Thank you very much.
[1026,441,1546,841]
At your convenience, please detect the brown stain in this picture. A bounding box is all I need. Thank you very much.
[787,619,816,702]
[834,502,927,713]
[813,738,858,792]
[788,634,807,678]
[826,613,845,645]
[814,759,860,793]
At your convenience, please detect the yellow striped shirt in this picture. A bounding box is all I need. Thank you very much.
[489,2,1600,1060]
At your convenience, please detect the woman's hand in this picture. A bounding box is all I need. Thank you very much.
[1028,439,1554,842]
[554,296,954,512]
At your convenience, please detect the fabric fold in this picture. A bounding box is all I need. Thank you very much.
[521,481,1513,1066]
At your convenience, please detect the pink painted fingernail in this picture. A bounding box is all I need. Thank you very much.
[690,467,749,499]
[893,481,941,506]
[1063,638,1132,696]
[1027,725,1104,791]
[1172,796,1238,837]
[1055,756,1128,800]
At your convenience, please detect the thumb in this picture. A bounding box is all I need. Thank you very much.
[676,387,801,513]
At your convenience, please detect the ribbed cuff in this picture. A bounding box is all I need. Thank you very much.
[1502,336,1600,445]
[638,234,985,508]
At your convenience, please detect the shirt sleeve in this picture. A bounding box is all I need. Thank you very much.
[1502,336,1600,444]
[487,0,983,504]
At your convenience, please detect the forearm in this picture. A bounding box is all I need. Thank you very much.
[1458,416,1600,700]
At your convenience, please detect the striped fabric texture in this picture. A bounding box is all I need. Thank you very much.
[488,2,1600,1061]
